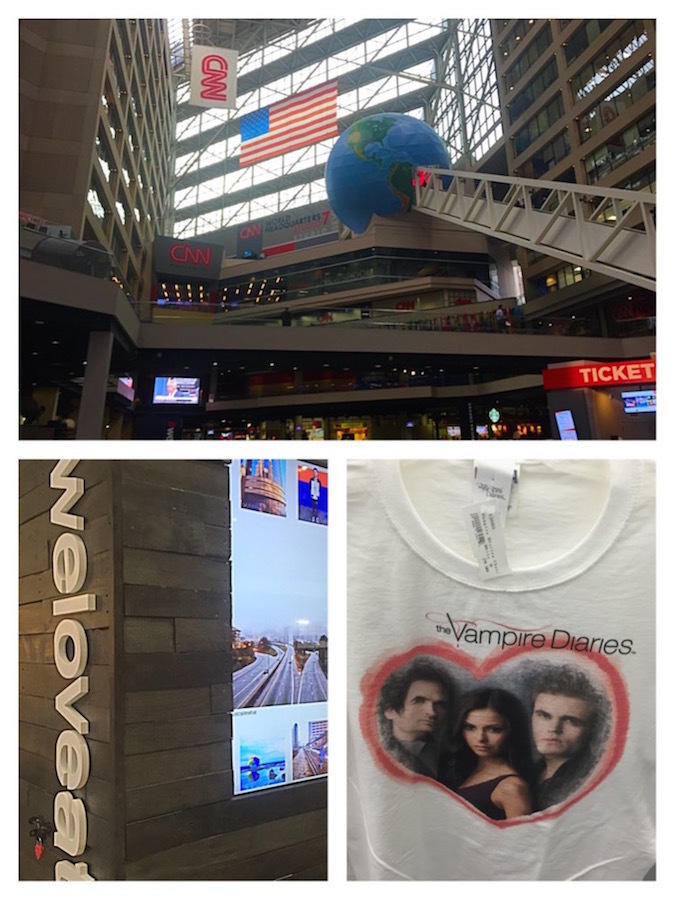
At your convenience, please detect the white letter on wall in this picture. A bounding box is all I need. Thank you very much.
[54,619,88,680]
[52,532,88,595]
[49,460,84,531]
[56,730,91,791]
[53,791,87,856]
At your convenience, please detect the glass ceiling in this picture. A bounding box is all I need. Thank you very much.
[168,19,502,239]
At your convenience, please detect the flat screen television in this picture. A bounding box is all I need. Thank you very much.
[152,376,201,405]
[116,376,135,402]
[555,409,578,440]
[622,390,656,413]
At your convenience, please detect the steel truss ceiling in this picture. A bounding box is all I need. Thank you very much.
[169,19,501,237]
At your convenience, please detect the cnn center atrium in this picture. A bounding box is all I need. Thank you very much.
[19,18,656,440]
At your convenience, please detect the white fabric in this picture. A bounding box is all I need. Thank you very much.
[347,459,655,880]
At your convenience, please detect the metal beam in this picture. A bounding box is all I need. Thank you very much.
[415,170,655,291]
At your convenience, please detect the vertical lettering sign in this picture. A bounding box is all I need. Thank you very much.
[49,461,95,881]
[189,45,238,109]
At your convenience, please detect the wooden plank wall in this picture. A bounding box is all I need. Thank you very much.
[19,459,327,881]
[116,460,327,880]
[19,460,119,879]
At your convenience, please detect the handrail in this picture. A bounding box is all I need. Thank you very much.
[414,169,655,292]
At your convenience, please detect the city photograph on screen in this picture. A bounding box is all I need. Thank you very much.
[230,459,328,794]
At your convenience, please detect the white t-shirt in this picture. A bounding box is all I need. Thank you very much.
[347,459,655,880]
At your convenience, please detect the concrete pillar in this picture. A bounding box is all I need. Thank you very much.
[75,330,114,439]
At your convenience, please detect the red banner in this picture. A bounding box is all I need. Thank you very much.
[543,359,656,391]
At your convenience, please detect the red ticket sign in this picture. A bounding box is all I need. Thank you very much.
[542,359,655,391]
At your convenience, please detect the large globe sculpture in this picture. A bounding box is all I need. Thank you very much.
[325,113,451,234]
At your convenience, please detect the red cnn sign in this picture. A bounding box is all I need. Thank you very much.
[189,46,238,110]
[199,54,229,103]
[169,243,212,267]
[239,224,262,239]
[543,359,656,391]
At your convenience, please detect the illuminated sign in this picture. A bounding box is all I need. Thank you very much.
[49,461,96,881]
[543,359,655,391]
[169,243,212,267]
[153,236,223,280]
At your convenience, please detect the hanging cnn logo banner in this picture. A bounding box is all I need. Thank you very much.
[190,45,238,109]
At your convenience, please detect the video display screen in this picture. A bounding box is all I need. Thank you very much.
[231,460,328,795]
[555,409,578,440]
[622,390,656,413]
[116,376,135,402]
[152,376,201,405]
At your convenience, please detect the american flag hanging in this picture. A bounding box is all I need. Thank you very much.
[239,80,338,167]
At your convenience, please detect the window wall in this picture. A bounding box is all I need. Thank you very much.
[170,19,502,238]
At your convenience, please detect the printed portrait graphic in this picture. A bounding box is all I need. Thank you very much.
[363,644,620,825]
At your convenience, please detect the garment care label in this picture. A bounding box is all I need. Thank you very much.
[472,461,519,524]
[464,502,512,579]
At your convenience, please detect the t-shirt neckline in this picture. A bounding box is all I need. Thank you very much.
[373,459,639,592]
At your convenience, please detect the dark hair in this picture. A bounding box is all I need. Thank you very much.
[450,688,535,785]
[531,665,601,729]
[377,657,454,741]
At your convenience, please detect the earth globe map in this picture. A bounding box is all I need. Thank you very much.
[325,113,451,234]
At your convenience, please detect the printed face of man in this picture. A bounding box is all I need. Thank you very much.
[531,692,592,765]
[385,679,449,742]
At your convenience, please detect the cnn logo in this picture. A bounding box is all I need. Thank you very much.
[200,54,229,103]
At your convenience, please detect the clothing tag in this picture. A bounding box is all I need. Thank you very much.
[472,461,519,524]
[463,501,512,580]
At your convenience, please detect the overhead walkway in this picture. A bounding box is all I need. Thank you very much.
[414,170,656,292]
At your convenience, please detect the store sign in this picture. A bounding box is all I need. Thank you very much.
[169,243,212,267]
[153,236,223,280]
[49,461,95,881]
[542,359,656,391]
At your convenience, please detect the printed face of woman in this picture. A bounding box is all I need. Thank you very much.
[462,708,509,758]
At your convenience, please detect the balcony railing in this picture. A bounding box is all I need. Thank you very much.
[20,224,136,307]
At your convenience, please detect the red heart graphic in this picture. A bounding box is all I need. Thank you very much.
[359,639,629,826]
[34,842,44,860]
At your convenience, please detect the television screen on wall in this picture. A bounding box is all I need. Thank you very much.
[555,409,578,440]
[230,460,328,795]
[152,376,201,405]
[622,390,656,413]
[116,376,135,402]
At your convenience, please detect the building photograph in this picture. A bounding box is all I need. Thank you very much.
[19,18,656,441]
